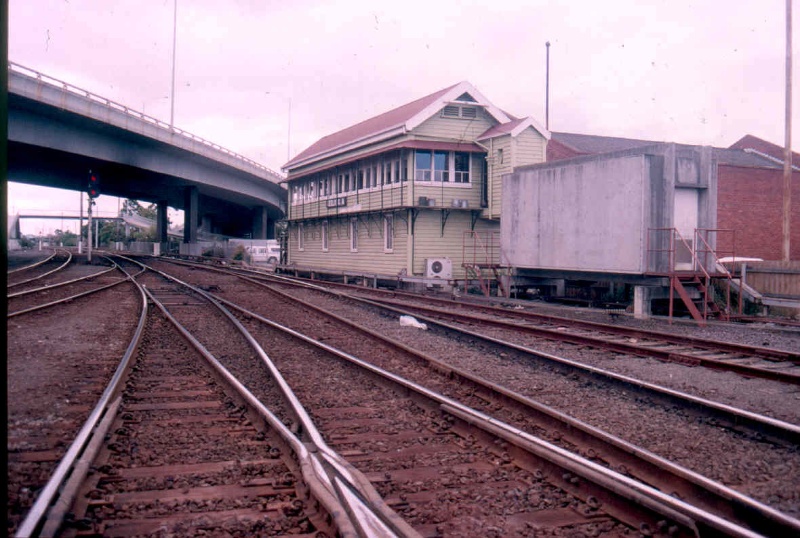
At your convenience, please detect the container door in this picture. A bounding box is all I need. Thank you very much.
[673,188,698,270]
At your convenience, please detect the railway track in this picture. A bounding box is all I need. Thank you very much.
[142,256,800,536]
[11,259,372,537]
[7,257,130,318]
[261,274,800,385]
[7,249,73,290]
[7,260,142,536]
[364,296,800,384]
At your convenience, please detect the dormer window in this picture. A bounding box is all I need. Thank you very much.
[442,105,478,119]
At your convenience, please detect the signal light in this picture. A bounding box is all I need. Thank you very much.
[88,171,101,199]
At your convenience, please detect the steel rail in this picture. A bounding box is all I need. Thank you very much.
[138,287,362,538]
[219,275,800,537]
[6,249,58,275]
[239,267,798,363]
[148,262,800,438]
[7,264,118,298]
[140,258,800,535]
[234,271,800,442]
[267,271,799,363]
[7,258,139,318]
[210,290,768,538]
[119,255,417,538]
[369,297,800,385]
[354,295,800,443]
[15,264,148,537]
[7,250,72,289]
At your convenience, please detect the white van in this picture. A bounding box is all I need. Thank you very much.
[245,240,280,264]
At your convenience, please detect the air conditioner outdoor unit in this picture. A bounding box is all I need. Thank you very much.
[451,199,469,208]
[418,196,436,207]
[426,257,453,279]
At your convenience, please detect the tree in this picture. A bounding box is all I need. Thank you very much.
[121,199,168,225]
[53,229,79,247]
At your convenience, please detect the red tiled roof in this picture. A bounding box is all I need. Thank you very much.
[285,83,460,169]
[477,117,528,140]
[728,134,799,163]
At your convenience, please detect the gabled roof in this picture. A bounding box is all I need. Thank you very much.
[284,81,517,171]
[713,147,784,169]
[478,116,551,141]
[728,134,799,163]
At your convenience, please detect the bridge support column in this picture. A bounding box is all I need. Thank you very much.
[253,206,270,239]
[156,200,169,253]
[184,186,198,244]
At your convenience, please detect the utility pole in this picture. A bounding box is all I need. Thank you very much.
[783,0,793,261]
[78,191,83,254]
[545,41,551,131]
[87,196,93,263]
[170,0,177,129]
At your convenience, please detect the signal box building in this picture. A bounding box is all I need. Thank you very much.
[281,82,549,286]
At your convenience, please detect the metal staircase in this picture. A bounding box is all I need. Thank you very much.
[462,231,508,297]
[647,228,739,326]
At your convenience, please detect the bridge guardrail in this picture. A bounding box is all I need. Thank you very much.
[8,62,286,183]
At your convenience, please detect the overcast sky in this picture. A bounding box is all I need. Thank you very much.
[8,0,798,235]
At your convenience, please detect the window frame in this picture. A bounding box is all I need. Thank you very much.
[298,223,305,252]
[350,218,358,252]
[415,150,471,185]
[384,214,394,252]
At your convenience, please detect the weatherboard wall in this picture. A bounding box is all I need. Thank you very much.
[287,214,409,276]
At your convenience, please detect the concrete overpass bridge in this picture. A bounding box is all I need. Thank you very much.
[7,62,287,250]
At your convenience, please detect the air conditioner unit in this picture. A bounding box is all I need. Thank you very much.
[426,257,453,279]
[419,196,436,207]
[451,198,469,208]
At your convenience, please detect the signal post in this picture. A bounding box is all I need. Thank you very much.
[87,170,100,262]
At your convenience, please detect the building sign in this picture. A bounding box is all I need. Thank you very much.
[326,197,347,208]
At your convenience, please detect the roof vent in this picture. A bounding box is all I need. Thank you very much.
[456,92,477,102]
[443,105,460,117]
[442,105,478,120]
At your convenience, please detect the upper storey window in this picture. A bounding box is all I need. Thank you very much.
[415,150,470,183]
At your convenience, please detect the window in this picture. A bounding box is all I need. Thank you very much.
[322,221,329,252]
[416,150,461,182]
[415,150,432,181]
[433,151,449,182]
[298,223,305,251]
[498,148,504,164]
[384,161,392,184]
[454,152,470,183]
[350,219,358,252]
[394,160,401,183]
[384,215,394,252]
[357,170,364,190]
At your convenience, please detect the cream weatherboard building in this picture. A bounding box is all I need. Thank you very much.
[281,81,550,286]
